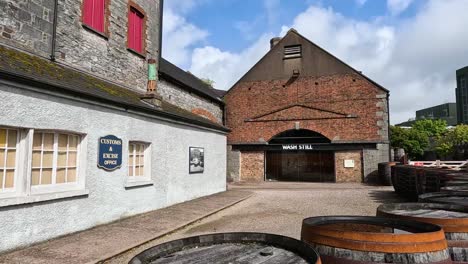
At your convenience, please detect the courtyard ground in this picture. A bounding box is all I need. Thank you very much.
[106,182,404,263]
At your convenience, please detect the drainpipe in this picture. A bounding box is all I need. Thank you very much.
[50,0,59,61]
[158,0,164,71]
[387,93,391,161]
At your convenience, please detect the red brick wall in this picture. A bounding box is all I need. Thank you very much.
[225,74,388,144]
[240,151,264,182]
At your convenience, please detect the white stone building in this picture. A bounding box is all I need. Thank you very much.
[0,0,227,253]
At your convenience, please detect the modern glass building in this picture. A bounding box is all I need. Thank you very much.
[456,66,468,124]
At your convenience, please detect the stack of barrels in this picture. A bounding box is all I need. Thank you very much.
[129,189,468,264]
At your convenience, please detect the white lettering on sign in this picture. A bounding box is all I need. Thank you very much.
[282,145,298,150]
[282,144,314,150]
[103,153,119,159]
[100,138,122,145]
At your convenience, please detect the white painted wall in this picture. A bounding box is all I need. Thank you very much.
[0,81,227,252]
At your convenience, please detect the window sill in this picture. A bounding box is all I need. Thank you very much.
[124,180,153,189]
[82,24,109,40]
[0,189,90,208]
[127,48,146,59]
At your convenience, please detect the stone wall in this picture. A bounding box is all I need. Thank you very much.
[363,143,390,183]
[240,151,264,182]
[335,151,363,182]
[55,0,161,92]
[158,79,223,124]
[0,0,161,93]
[227,145,240,182]
[0,0,55,57]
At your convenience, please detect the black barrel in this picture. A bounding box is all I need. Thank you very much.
[420,192,468,206]
[377,202,468,263]
[378,162,398,186]
[301,216,451,264]
[129,232,321,264]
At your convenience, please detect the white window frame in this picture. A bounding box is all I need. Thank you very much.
[0,127,21,199]
[29,130,86,195]
[126,141,151,185]
[0,127,88,207]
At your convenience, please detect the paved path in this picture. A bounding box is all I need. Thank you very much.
[0,190,252,264]
[106,182,404,263]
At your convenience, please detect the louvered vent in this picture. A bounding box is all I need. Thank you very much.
[284,45,302,59]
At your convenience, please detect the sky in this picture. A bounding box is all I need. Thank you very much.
[161,0,468,125]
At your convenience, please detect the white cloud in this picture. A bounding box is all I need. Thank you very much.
[164,0,468,124]
[387,0,414,15]
[162,8,208,67]
[189,34,274,90]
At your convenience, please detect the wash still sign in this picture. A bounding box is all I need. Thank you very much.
[98,135,123,171]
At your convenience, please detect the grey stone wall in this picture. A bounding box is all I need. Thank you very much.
[55,0,161,92]
[226,145,240,182]
[377,93,390,141]
[0,0,55,57]
[363,143,390,183]
[158,79,223,123]
[0,0,161,93]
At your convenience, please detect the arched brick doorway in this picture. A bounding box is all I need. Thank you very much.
[265,129,335,182]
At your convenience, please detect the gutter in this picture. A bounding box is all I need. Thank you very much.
[50,0,59,61]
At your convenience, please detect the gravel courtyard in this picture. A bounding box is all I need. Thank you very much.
[107,182,404,263]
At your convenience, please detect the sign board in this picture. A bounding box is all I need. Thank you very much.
[344,160,355,168]
[281,144,314,151]
[98,135,122,171]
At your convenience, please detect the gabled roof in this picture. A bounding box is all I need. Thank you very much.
[225,29,389,95]
[0,45,229,132]
[159,58,224,104]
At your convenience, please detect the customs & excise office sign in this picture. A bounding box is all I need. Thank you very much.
[98,135,122,171]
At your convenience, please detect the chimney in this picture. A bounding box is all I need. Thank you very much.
[141,58,162,107]
[270,37,282,49]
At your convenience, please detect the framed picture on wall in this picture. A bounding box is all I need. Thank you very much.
[189,147,204,174]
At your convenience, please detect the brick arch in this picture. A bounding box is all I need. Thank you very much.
[267,129,331,144]
[191,108,219,124]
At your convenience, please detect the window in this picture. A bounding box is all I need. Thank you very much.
[284,45,302,59]
[32,132,80,187]
[0,128,18,192]
[128,142,149,181]
[127,4,145,54]
[82,0,106,34]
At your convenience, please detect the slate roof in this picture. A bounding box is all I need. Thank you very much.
[0,45,229,132]
[159,58,224,104]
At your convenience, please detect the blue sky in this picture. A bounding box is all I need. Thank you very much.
[162,0,468,124]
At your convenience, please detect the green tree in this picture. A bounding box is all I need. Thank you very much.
[412,119,447,138]
[435,125,468,158]
[201,78,215,87]
[390,125,429,159]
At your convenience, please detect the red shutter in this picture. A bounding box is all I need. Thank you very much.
[128,8,144,53]
[82,0,105,33]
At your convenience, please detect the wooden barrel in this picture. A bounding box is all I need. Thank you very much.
[420,192,468,206]
[129,232,321,264]
[377,202,468,263]
[301,216,451,263]
[378,162,398,186]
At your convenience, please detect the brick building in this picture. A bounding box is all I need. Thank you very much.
[0,0,227,252]
[225,29,390,183]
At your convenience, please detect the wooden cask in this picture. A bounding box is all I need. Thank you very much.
[420,192,468,207]
[129,232,321,264]
[378,162,398,186]
[377,202,468,263]
[301,216,451,263]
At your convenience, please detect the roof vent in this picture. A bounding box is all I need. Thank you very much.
[284,45,302,59]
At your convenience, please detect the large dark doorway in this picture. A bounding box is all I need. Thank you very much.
[266,151,335,182]
[265,129,335,182]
